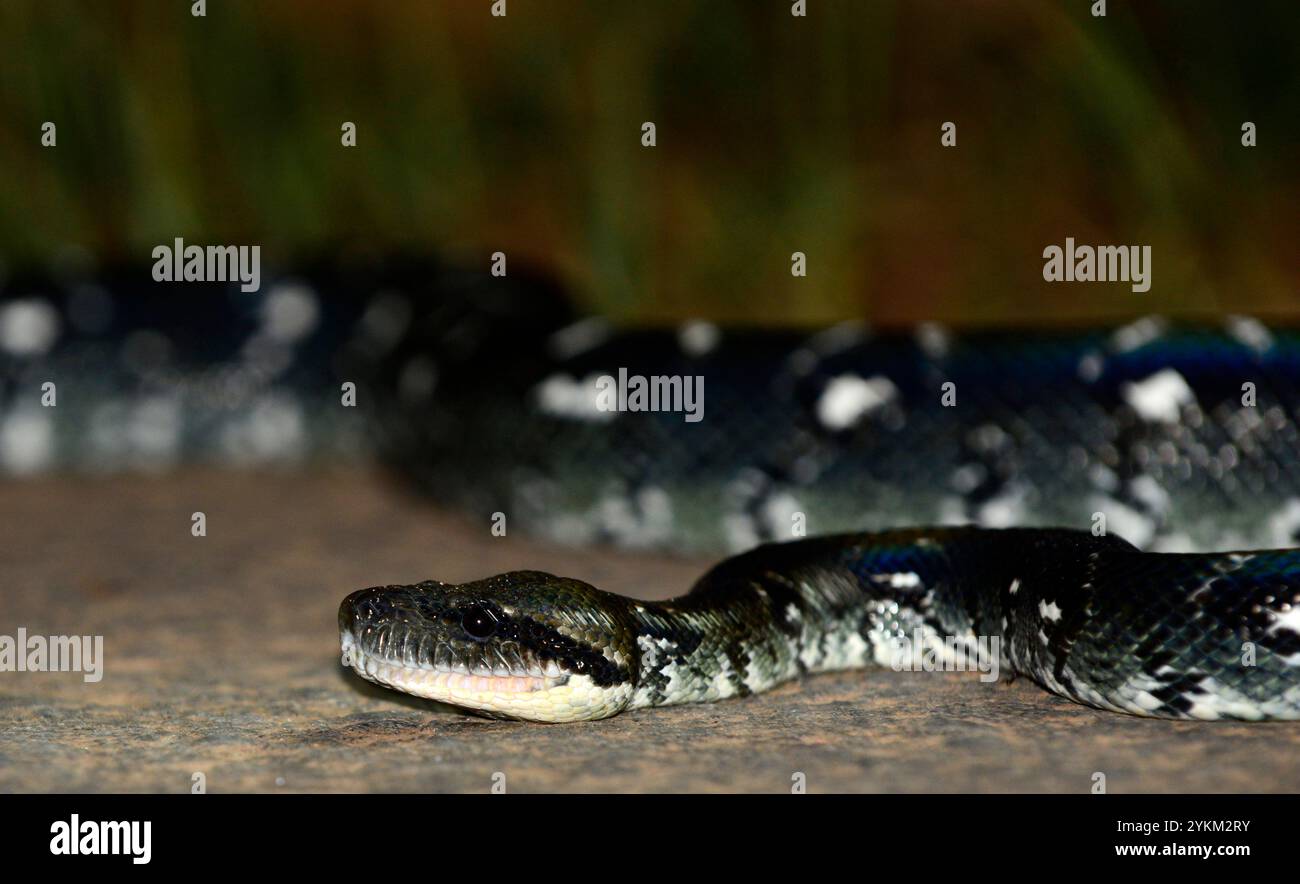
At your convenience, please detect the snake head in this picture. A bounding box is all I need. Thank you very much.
[338,571,638,722]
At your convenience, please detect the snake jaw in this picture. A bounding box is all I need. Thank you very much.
[340,635,583,716]
[340,643,630,721]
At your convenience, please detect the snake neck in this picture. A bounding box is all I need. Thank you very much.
[622,529,984,711]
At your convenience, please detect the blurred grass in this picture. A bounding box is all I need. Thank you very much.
[0,0,1295,326]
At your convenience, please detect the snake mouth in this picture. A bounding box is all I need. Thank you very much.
[340,630,569,701]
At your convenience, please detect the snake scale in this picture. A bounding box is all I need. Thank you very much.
[4,258,1300,721]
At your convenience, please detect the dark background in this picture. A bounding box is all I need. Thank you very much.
[1,0,1296,326]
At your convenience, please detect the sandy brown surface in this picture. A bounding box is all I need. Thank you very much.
[2,468,1299,793]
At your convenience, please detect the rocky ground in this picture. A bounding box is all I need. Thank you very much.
[2,468,1298,793]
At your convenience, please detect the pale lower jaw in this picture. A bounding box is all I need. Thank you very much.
[342,641,567,698]
[341,633,632,722]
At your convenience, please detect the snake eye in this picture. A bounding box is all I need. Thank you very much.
[460,604,497,641]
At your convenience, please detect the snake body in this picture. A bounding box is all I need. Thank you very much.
[5,261,1300,720]
[339,527,1300,722]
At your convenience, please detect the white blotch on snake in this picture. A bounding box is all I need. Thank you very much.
[871,572,922,589]
[1122,369,1196,423]
[916,322,950,359]
[1090,495,1156,548]
[977,485,1029,528]
[548,317,612,359]
[678,320,720,357]
[1267,499,1300,546]
[1077,350,1105,382]
[1111,316,1166,353]
[534,373,613,422]
[262,283,320,342]
[1226,315,1274,353]
[816,374,898,431]
[0,299,61,357]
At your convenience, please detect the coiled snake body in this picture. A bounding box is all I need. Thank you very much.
[4,262,1300,721]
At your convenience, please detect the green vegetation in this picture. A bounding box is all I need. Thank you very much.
[0,1,1295,325]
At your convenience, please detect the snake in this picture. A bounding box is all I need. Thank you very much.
[338,527,1300,722]
[4,258,1300,721]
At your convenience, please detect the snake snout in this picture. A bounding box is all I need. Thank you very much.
[338,586,388,634]
[338,586,410,664]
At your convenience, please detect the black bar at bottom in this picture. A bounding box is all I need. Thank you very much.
[1,793,1288,869]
